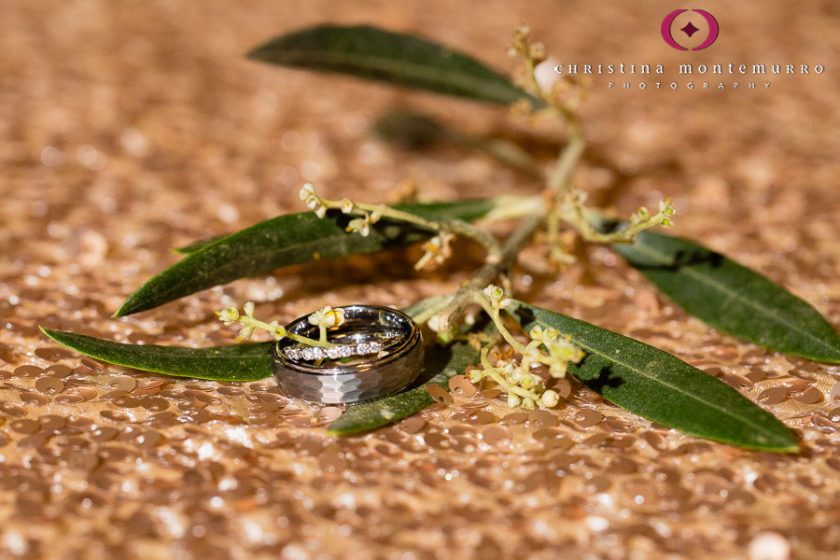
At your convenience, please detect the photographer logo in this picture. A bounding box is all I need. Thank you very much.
[661,9,719,51]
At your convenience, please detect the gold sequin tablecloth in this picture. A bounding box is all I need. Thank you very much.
[1,2,840,559]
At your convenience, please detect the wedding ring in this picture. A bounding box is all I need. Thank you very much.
[271,305,423,404]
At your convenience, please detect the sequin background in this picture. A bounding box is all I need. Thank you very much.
[1,2,839,559]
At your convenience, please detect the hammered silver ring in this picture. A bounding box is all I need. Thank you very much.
[271,305,423,404]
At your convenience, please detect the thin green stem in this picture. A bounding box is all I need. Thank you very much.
[483,368,538,401]
[548,135,584,195]
[287,332,333,348]
[564,203,675,244]
[479,345,493,370]
[432,135,586,333]
[323,198,504,257]
[236,315,333,348]
[482,195,544,221]
[472,293,529,355]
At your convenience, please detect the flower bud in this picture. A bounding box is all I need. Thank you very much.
[427,313,449,333]
[528,42,546,64]
[514,26,530,40]
[299,182,315,200]
[540,390,560,408]
[324,307,345,327]
[217,306,239,324]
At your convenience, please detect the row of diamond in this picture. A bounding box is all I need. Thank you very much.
[284,341,383,362]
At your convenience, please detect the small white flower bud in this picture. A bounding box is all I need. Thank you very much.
[507,394,521,408]
[340,199,354,214]
[314,205,327,219]
[514,26,530,40]
[299,183,315,200]
[483,284,502,300]
[549,363,568,378]
[483,284,511,310]
[217,306,239,324]
[528,42,546,64]
[427,313,449,333]
[243,301,255,317]
[324,307,345,327]
[237,325,254,341]
[540,390,560,408]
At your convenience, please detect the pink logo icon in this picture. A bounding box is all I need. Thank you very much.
[661,9,719,51]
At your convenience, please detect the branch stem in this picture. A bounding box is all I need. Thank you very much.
[427,135,585,330]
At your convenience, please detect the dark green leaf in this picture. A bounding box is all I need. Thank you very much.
[42,300,440,383]
[115,199,494,317]
[40,327,273,381]
[327,336,482,435]
[248,24,543,107]
[509,301,798,452]
[607,228,840,363]
[174,235,226,255]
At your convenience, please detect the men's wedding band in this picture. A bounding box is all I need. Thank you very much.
[271,305,423,404]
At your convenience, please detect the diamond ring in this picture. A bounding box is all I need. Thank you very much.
[271,305,423,404]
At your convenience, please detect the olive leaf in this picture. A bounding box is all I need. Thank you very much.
[39,298,450,385]
[604,227,840,363]
[174,235,226,255]
[509,301,798,452]
[115,199,494,317]
[40,327,273,382]
[248,24,544,107]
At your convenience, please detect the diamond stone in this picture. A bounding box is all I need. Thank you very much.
[356,341,382,355]
[326,345,354,359]
[300,347,325,361]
